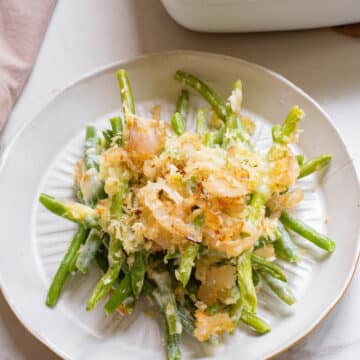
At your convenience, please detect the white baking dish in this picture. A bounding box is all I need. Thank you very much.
[161,0,360,32]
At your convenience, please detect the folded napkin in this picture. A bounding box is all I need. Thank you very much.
[0,0,56,131]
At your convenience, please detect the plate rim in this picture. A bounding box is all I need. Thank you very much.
[0,49,359,360]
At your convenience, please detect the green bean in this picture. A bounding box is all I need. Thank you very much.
[145,280,183,360]
[110,180,129,216]
[170,89,188,137]
[221,110,238,130]
[130,251,147,298]
[176,243,199,287]
[149,270,182,335]
[215,127,225,144]
[298,153,332,179]
[254,235,272,250]
[222,126,251,149]
[101,234,110,250]
[203,131,216,147]
[83,126,106,207]
[154,289,180,335]
[280,211,335,253]
[103,272,132,315]
[84,126,100,171]
[68,201,88,275]
[145,278,182,360]
[176,213,202,286]
[229,298,243,330]
[102,129,113,148]
[117,69,135,116]
[103,116,123,148]
[206,304,220,315]
[95,250,109,273]
[196,108,208,135]
[175,89,190,121]
[272,106,304,145]
[237,251,257,313]
[123,297,136,315]
[177,303,194,336]
[247,192,266,224]
[109,116,123,146]
[224,102,239,130]
[230,251,257,330]
[144,280,181,360]
[75,188,84,205]
[296,154,304,166]
[222,81,252,148]
[97,245,120,271]
[39,194,99,228]
[273,223,300,263]
[240,310,271,334]
[86,235,125,311]
[110,116,123,136]
[175,70,226,120]
[86,262,123,310]
[68,249,79,274]
[251,254,287,282]
[86,175,130,311]
[171,112,186,136]
[46,225,88,307]
[75,229,103,274]
[186,277,199,299]
[164,248,180,263]
[52,126,103,279]
[233,80,243,91]
[110,192,125,217]
[165,320,182,360]
[202,127,224,147]
[228,80,242,114]
[193,213,204,230]
[260,271,296,305]
[143,278,155,298]
[224,111,248,137]
[94,246,123,289]
[252,270,260,287]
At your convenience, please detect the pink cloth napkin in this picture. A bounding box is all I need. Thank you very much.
[0,0,56,131]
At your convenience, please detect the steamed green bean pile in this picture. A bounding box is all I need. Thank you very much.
[39,69,335,360]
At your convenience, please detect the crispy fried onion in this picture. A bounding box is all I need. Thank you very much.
[204,206,244,241]
[143,156,168,180]
[125,115,166,164]
[100,147,137,177]
[196,264,236,305]
[204,220,258,257]
[268,145,300,192]
[194,310,233,342]
[185,147,226,177]
[203,173,248,199]
[177,133,202,159]
[201,163,249,220]
[138,180,202,249]
[267,188,304,217]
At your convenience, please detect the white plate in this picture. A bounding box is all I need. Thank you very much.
[0,51,359,360]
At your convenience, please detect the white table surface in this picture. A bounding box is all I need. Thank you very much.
[0,1,359,359]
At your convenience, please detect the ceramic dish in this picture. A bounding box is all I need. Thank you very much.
[161,0,360,32]
[0,50,359,360]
